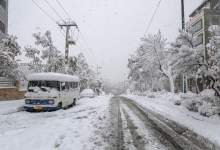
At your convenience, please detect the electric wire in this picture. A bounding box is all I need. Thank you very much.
[78,31,95,56]
[44,0,65,22]
[50,0,97,61]
[32,0,98,66]
[144,0,163,35]
[55,0,71,19]
[32,0,58,24]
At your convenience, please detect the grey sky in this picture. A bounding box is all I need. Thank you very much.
[9,0,203,83]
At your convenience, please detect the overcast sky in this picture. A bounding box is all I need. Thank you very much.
[9,0,203,83]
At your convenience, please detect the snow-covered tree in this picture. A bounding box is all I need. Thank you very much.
[201,25,220,96]
[128,31,177,92]
[170,27,220,96]
[0,35,21,79]
[169,30,205,93]
[68,53,96,90]
[141,31,176,92]
[33,30,64,72]
[24,46,43,73]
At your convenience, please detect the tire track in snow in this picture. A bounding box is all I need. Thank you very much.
[121,106,146,150]
[120,97,181,150]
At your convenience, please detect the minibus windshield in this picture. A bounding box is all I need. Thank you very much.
[28,81,60,92]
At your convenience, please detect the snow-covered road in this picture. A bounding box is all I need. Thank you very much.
[110,97,180,150]
[124,94,220,149]
[0,96,112,150]
[1,95,218,150]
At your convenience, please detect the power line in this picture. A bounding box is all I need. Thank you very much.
[32,0,58,24]
[78,31,95,56]
[77,40,93,58]
[33,0,97,66]
[32,0,67,44]
[55,0,71,18]
[44,0,65,21]
[144,0,163,35]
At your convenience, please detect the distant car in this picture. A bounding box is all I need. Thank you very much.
[80,89,96,98]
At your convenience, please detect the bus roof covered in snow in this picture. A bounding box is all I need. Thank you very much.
[27,73,80,82]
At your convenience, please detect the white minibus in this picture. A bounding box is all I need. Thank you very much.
[24,72,80,111]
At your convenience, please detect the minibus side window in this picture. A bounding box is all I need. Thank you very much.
[65,82,70,91]
[70,82,73,89]
[61,82,65,91]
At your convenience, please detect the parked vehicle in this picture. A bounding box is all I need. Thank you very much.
[24,73,80,111]
[80,89,96,98]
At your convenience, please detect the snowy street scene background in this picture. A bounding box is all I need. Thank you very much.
[1,0,220,150]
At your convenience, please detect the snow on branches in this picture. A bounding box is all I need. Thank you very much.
[129,25,220,95]
[68,53,96,89]
[128,31,176,92]
[0,35,21,79]
[24,31,96,89]
[33,31,65,72]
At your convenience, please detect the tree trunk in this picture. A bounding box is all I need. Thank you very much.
[195,77,200,94]
[208,76,220,97]
[168,75,175,93]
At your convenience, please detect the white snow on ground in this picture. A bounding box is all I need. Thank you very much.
[124,93,220,147]
[119,105,136,150]
[0,99,24,115]
[0,96,111,150]
[121,102,170,150]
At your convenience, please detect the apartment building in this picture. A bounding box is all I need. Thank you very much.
[0,0,8,39]
[182,0,220,92]
[187,0,220,47]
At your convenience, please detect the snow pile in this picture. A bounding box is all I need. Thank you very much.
[198,89,220,117]
[179,90,220,117]
[181,92,202,112]
[127,90,220,118]
[80,89,95,95]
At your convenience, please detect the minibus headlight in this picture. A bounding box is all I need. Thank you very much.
[25,99,31,104]
[48,99,54,105]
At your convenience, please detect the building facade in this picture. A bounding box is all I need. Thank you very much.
[0,0,8,39]
[182,0,220,93]
[187,0,220,47]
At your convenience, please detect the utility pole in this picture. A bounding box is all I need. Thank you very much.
[181,0,185,30]
[58,20,78,73]
[181,0,187,93]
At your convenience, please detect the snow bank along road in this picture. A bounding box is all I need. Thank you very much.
[0,96,217,150]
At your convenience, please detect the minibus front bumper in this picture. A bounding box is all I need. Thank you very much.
[24,105,59,112]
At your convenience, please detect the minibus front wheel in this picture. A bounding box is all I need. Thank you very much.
[73,99,76,106]
[70,99,76,107]
[57,102,62,110]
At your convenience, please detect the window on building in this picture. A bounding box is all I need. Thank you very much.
[192,20,203,34]
[0,20,5,33]
[211,16,220,25]
[0,0,6,10]
[193,33,203,46]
